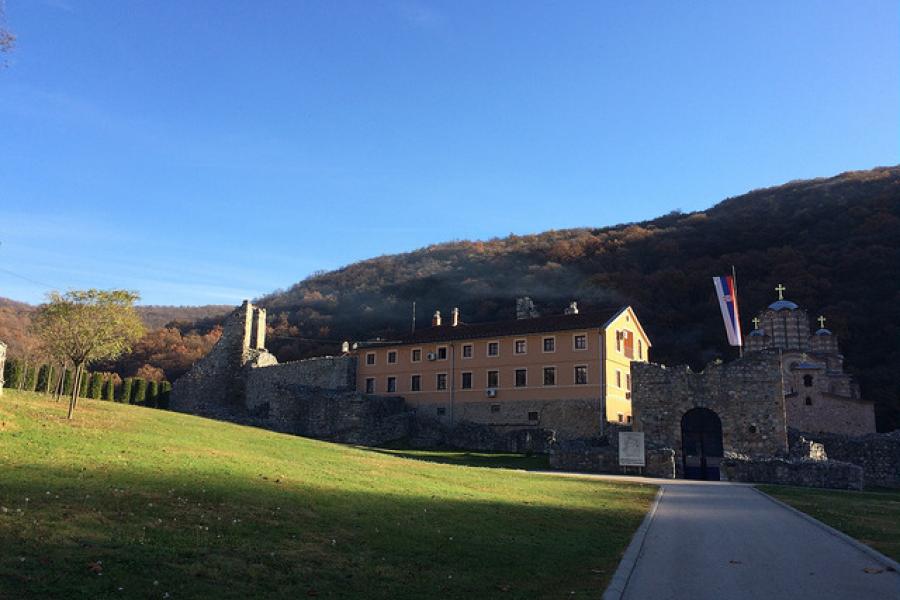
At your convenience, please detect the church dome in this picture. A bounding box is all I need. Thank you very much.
[815,328,832,336]
[768,300,799,311]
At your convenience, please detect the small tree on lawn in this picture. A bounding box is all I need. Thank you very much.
[103,375,116,401]
[88,372,104,399]
[131,378,147,404]
[119,377,133,403]
[62,368,74,396]
[32,290,145,419]
[36,364,53,393]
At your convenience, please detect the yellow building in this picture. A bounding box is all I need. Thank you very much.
[355,302,651,439]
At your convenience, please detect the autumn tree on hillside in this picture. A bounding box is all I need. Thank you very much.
[32,290,145,419]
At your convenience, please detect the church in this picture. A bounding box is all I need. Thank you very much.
[743,285,875,435]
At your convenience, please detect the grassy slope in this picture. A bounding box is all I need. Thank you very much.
[758,485,900,562]
[0,391,655,599]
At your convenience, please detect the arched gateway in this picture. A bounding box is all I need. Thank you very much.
[681,408,723,480]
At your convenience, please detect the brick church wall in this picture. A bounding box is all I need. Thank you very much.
[632,351,789,477]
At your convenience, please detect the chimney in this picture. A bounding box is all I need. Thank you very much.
[451,307,460,327]
[564,301,579,315]
[432,310,442,327]
[516,297,539,320]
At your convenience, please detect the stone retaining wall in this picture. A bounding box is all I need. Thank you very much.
[549,438,676,479]
[790,429,900,489]
[721,456,864,490]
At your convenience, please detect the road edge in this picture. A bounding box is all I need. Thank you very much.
[602,485,664,600]
[751,486,900,574]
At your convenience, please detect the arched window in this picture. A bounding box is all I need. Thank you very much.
[803,375,813,388]
[805,397,813,406]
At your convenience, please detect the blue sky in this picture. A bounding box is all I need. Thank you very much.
[1,1,897,305]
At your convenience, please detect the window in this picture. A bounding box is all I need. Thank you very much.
[366,353,376,366]
[623,330,634,358]
[626,373,632,391]
[365,378,375,394]
[515,368,527,387]
[543,367,556,386]
[487,341,500,357]
[805,396,813,406]
[617,413,624,423]
[616,370,622,388]
[490,404,501,413]
[487,370,499,388]
[514,339,527,354]
[437,346,448,360]
[528,411,539,421]
[638,339,643,360]
[411,348,422,362]
[462,344,473,358]
[574,334,587,350]
[387,351,397,364]
[461,372,473,389]
[436,373,447,390]
[574,365,588,385]
[410,375,421,392]
[543,337,555,352]
[626,415,633,424]
[803,375,814,388]
[748,425,758,434]
[616,332,622,352]
[436,407,446,416]
[387,377,397,393]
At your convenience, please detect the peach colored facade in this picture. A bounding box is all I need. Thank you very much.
[355,306,651,438]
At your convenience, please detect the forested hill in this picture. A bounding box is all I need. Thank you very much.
[259,166,900,430]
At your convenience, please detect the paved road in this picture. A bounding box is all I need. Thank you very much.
[619,481,900,600]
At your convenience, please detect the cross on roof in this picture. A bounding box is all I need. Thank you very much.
[752,317,760,329]
[818,315,826,328]
[775,284,786,300]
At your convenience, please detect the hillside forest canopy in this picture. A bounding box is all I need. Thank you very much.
[1,166,898,430]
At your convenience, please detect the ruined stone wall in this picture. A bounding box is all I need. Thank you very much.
[549,439,676,479]
[790,429,900,488]
[632,351,789,477]
[785,393,876,436]
[720,456,863,490]
[457,397,602,440]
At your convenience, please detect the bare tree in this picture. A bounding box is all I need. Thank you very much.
[32,290,145,418]
[0,0,15,60]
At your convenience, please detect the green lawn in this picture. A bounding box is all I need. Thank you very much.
[758,485,900,562]
[373,448,551,471]
[0,390,655,599]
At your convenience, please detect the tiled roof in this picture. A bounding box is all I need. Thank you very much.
[361,307,628,346]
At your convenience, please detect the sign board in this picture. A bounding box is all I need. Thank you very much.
[618,432,645,467]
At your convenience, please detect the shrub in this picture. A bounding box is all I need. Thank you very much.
[104,376,116,401]
[78,372,90,397]
[119,378,133,403]
[131,378,147,404]
[4,358,23,389]
[63,369,74,396]
[146,380,159,408]
[23,365,38,391]
[88,372,104,399]
[158,381,173,409]
[36,364,53,393]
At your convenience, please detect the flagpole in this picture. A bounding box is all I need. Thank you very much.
[732,265,743,358]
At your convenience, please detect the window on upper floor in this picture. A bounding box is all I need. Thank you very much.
[616,370,622,388]
[410,375,421,392]
[574,334,587,350]
[387,377,397,393]
[543,337,555,352]
[487,341,500,357]
[462,344,473,358]
[638,339,643,360]
[803,375,814,388]
[514,339,527,354]
[411,348,422,362]
[616,332,622,352]
[575,365,588,385]
[366,353,376,366]
[436,373,447,390]
[543,367,556,386]
[437,346,448,360]
[623,331,634,359]
[626,373,632,391]
[461,372,473,389]
[487,370,499,388]
[387,351,397,364]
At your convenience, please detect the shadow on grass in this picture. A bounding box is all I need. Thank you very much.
[0,463,650,600]
[367,448,551,471]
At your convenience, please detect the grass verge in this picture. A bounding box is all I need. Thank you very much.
[757,484,900,562]
[0,390,655,599]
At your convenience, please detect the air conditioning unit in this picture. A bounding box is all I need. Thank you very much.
[486,388,497,397]
[426,352,437,361]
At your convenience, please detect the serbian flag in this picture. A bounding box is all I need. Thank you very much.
[713,275,742,347]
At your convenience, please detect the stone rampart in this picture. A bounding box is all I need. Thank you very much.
[632,351,789,477]
[790,429,900,489]
[549,438,676,479]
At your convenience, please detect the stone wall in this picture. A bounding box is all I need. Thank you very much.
[785,393,876,437]
[721,456,864,490]
[790,429,900,489]
[457,397,603,440]
[408,417,557,454]
[549,438,676,479]
[632,351,789,477]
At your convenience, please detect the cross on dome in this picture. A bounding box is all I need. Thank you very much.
[818,315,826,328]
[775,284,786,300]
[752,317,761,329]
